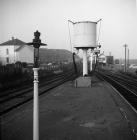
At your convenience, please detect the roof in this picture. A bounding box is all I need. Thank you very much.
[15,45,33,52]
[98,53,106,58]
[15,45,24,51]
[0,38,26,46]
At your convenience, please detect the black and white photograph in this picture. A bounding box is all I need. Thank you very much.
[0,0,136,140]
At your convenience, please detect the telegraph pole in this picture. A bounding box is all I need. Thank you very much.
[128,48,129,71]
[124,44,127,72]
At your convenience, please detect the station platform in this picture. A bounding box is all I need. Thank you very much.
[1,75,137,140]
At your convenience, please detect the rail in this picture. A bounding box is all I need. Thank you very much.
[95,70,137,112]
[0,69,78,115]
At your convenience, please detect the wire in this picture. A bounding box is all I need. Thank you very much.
[68,20,75,24]
[97,19,102,44]
[96,19,102,23]
[67,20,78,75]
[68,21,73,53]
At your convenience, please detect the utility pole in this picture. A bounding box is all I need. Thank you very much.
[123,44,127,72]
[128,48,129,71]
[109,52,111,56]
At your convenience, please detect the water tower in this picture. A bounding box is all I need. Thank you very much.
[73,21,97,76]
[68,20,101,87]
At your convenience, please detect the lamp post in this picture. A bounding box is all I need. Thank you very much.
[27,31,46,140]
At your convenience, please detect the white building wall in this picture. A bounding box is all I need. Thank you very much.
[0,45,15,65]
[16,45,34,63]
[0,45,34,65]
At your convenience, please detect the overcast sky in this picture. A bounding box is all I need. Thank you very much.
[0,0,136,59]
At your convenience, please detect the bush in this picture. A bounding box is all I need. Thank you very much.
[0,64,32,91]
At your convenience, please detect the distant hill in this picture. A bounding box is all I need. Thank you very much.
[39,48,80,64]
[119,59,137,65]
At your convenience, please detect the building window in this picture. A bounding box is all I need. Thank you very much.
[6,57,9,64]
[6,49,9,55]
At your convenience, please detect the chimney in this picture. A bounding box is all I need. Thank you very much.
[12,37,14,40]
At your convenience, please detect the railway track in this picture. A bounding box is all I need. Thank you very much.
[0,71,72,102]
[0,70,78,115]
[0,72,65,98]
[96,70,137,112]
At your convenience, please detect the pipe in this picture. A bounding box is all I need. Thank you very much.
[90,52,93,71]
[83,49,88,76]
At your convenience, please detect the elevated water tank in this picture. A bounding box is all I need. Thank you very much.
[73,21,97,49]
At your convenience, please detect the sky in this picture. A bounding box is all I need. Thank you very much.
[0,0,136,59]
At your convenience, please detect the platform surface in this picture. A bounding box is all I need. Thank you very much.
[1,76,137,140]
